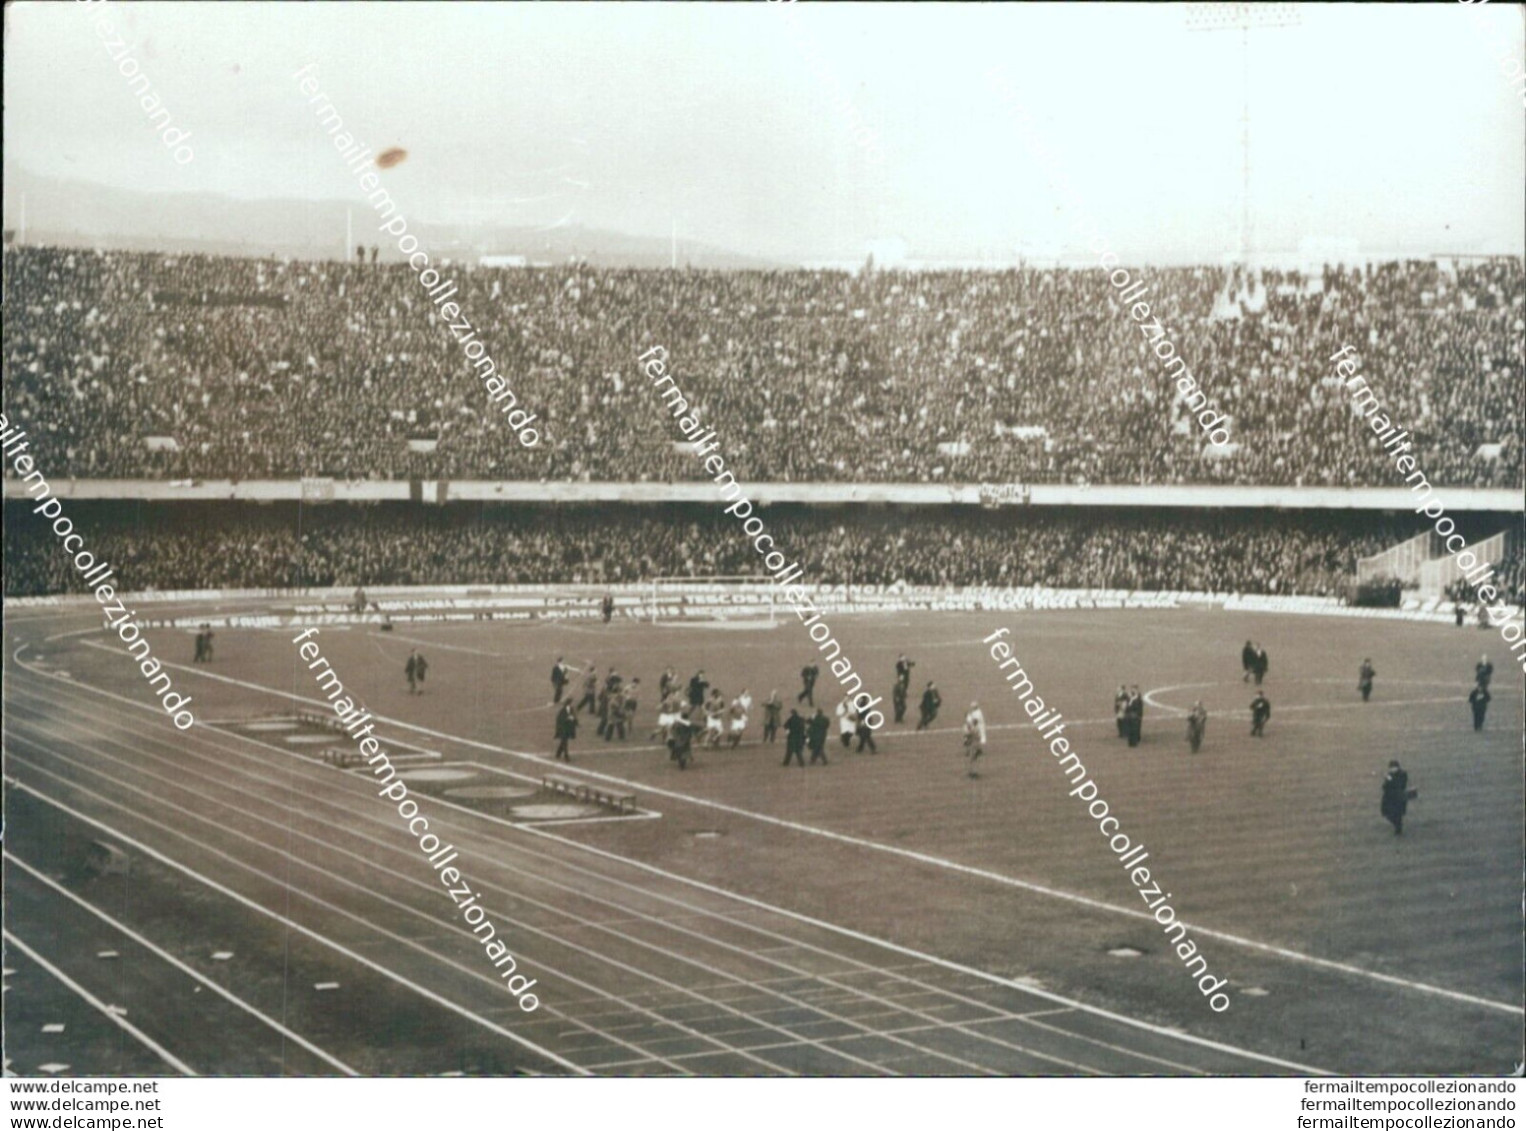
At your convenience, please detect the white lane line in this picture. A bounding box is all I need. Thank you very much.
[5,854,360,1077]
[8,671,1300,1074]
[8,666,1323,1076]
[1,698,951,1076]
[118,646,1523,1018]
[0,661,1432,1077]
[0,727,813,1080]
[3,757,713,1079]
[78,712,1071,1074]
[2,774,591,1077]
[10,674,1177,1075]
[2,929,198,1077]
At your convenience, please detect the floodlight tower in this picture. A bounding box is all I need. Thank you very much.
[1185,2,1301,265]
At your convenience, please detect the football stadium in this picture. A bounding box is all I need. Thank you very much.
[3,0,1523,1088]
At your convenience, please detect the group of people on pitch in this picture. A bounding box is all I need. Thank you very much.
[539,642,1498,842]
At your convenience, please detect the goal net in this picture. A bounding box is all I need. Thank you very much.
[649,575,778,626]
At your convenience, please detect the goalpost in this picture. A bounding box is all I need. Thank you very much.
[648,575,778,626]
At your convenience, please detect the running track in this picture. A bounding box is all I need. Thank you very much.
[2,654,1322,1076]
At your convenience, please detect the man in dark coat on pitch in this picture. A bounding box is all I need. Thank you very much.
[1358,659,1375,702]
[1469,682,1491,731]
[553,701,578,762]
[1380,760,1413,835]
[916,681,942,730]
[807,707,831,764]
[782,708,807,767]
[1124,685,1144,747]
[1250,691,1271,737]
[798,662,819,706]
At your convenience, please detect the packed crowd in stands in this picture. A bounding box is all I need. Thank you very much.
[3,246,1521,486]
[6,503,1521,607]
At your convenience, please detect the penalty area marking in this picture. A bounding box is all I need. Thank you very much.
[65,643,1522,1019]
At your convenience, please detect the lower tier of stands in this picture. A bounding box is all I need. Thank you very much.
[4,502,1522,606]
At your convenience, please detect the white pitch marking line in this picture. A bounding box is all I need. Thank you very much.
[110,646,1523,1019]
[1143,679,1494,719]
[0,654,1485,1077]
[6,678,1284,1077]
[8,680,1081,1077]
[2,929,197,1076]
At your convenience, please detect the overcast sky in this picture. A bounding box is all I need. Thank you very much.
[4,1,1523,265]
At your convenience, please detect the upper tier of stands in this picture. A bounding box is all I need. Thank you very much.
[3,247,1521,487]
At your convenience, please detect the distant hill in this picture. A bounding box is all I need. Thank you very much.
[1,164,778,269]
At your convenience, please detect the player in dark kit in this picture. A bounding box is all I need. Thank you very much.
[575,665,598,714]
[798,662,819,706]
[1124,686,1144,747]
[595,682,611,738]
[807,707,831,764]
[762,690,782,743]
[669,710,696,770]
[1252,644,1269,686]
[688,670,708,709]
[916,681,942,730]
[1117,683,1141,744]
[553,701,578,762]
[405,649,427,694]
[605,686,628,741]
[601,592,615,624]
[1475,654,1494,690]
[621,678,640,738]
[1380,760,1415,835]
[1114,685,1128,738]
[551,657,570,703]
[1250,691,1271,737]
[1241,641,1256,682]
[597,670,624,737]
[1358,659,1375,702]
[782,708,807,767]
[893,654,915,722]
[855,710,879,754]
[1469,682,1491,731]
